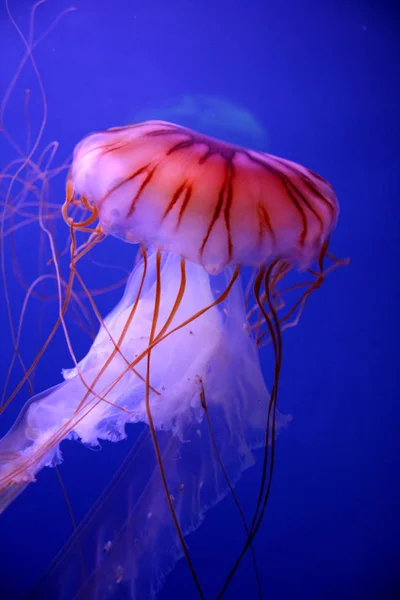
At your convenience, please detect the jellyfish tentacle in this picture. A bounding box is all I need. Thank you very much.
[53,464,87,587]
[151,255,187,344]
[72,267,160,396]
[1,0,66,407]
[0,184,105,415]
[200,385,263,600]
[145,251,205,599]
[217,261,283,599]
[250,263,281,528]
[256,244,348,349]
[1,273,90,406]
[0,265,74,413]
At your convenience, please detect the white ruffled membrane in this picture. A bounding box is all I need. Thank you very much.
[0,250,290,599]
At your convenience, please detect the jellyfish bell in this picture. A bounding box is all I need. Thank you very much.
[68,120,338,273]
[0,120,342,599]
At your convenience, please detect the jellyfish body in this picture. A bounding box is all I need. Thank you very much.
[0,121,340,598]
[70,121,338,273]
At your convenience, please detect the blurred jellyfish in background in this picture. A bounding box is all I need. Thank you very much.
[0,2,346,600]
[134,94,267,148]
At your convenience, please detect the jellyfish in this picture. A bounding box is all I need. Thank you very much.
[0,120,342,599]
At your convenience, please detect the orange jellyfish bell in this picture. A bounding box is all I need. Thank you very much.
[67,120,339,273]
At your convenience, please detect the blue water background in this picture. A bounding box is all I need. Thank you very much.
[0,0,398,598]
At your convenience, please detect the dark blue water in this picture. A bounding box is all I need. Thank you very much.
[0,0,398,599]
